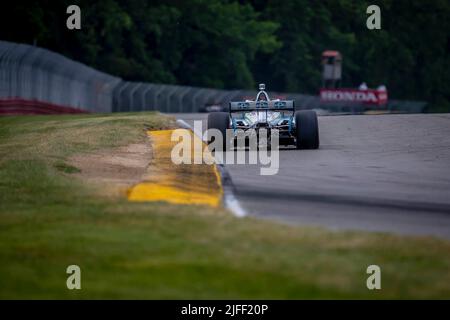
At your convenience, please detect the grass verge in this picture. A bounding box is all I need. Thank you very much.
[0,112,449,299]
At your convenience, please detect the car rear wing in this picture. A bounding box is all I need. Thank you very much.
[229,100,295,113]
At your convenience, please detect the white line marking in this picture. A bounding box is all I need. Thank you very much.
[223,185,247,218]
[176,119,204,141]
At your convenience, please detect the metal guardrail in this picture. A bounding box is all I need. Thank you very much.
[0,40,120,113]
[0,40,427,114]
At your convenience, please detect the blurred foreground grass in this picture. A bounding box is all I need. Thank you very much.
[0,112,449,299]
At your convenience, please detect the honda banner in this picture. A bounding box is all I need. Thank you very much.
[320,88,388,105]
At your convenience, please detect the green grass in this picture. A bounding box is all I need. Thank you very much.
[1,112,450,299]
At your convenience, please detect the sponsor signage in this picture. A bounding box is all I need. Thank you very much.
[320,88,388,105]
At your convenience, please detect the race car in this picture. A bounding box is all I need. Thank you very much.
[207,84,319,150]
[198,103,226,113]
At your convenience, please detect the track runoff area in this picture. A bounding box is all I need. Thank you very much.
[175,112,450,239]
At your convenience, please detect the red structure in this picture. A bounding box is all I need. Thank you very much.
[320,88,388,106]
[320,50,388,106]
[321,50,342,88]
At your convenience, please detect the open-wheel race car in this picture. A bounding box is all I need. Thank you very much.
[207,84,319,150]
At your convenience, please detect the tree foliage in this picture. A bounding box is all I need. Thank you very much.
[1,0,449,109]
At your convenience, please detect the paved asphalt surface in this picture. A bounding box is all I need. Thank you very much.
[176,113,450,239]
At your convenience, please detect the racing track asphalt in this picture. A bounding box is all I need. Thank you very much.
[175,113,450,239]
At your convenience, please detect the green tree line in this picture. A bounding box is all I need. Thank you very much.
[2,0,449,110]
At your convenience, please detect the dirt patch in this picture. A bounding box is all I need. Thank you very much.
[69,139,152,198]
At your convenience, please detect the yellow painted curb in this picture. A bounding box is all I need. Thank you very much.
[128,129,223,207]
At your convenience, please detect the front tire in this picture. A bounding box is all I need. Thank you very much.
[295,110,319,149]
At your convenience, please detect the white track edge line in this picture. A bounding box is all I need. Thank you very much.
[176,119,247,217]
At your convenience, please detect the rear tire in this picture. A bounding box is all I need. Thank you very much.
[295,110,319,149]
[207,112,230,151]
